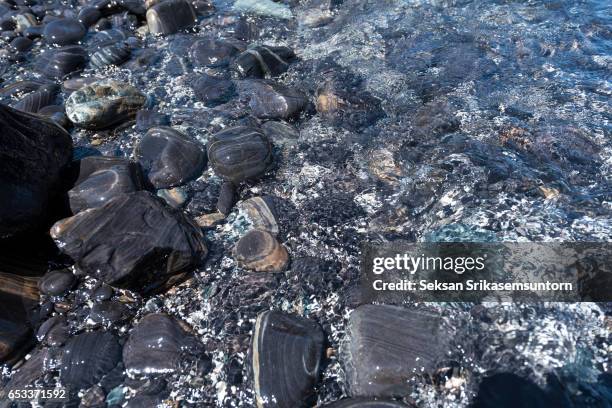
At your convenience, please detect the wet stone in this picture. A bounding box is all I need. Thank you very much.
[0,104,73,238]
[92,284,114,302]
[252,310,324,408]
[51,191,207,293]
[68,156,145,213]
[38,269,75,296]
[37,105,70,128]
[157,187,188,208]
[216,181,236,215]
[90,300,130,325]
[43,18,87,45]
[232,45,295,79]
[78,6,102,27]
[134,126,206,189]
[12,84,59,113]
[90,42,131,69]
[123,313,204,376]
[36,316,69,346]
[238,80,308,120]
[341,304,449,398]
[190,37,244,68]
[146,0,197,35]
[322,398,409,408]
[192,74,236,107]
[207,126,273,183]
[65,80,147,129]
[234,229,289,272]
[36,45,88,79]
[60,331,122,390]
[239,196,279,235]
[135,109,169,131]
[9,36,32,52]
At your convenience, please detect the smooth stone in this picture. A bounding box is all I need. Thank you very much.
[261,120,299,140]
[60,331,122,390]
[50,191,207,293]
[341,305,449,398]
[89,300,130,324]
[0,80,47,97]
[9,36,32,52]
[252,311,324,407]
[12,84,59,113]
[43,18,87,45]
[234,229,288,272]
[192,0,215,16]
[146,0,197,35]
[65,80,147,129]
[216,181,236,215]
[78,6,102,27]
[194,212,225,228]
[90,42,131,69]
[207,126,273,183]
[238,80,308,120]
[157,187,187,208]
[190,37,243,68]
[38,269,75,296]
[232,45,295,79]
[135,109,169,131]
[23,25,43,39]
[68,156,145,213]
[239,196,279,235]
[92,284,114,302]
[14,13,37,32]
[36,45,88,79]
[192,74,236,107]
[37,105,70,128]
[134,126,206,189]
[0,104,73,238]
[36,316,69,346]
[123,313,203,376]
[63,76,101,92]
[322,398,409,408]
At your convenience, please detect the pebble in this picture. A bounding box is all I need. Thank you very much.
[78,6,102,27]
[340,305,449,397]
[90,42,131,69]
[252,311,324,407]
[238,80,308,120]
[9,36,32,52]
[43,18,87,45]
[192,74,236,107]
[12,84,59,113]
[216,181,236,215]
[38,269,75,296]
[36,45,89,79]
[207,126,273,183]
[232,45,295,79]
[60,331,122,390]
[0,104,73,238]
[146,0,197,35]
[92,284,114,302]
[234,229,289,272]
[123,313,204,376]
[135,109,170,131]
[157,187,188,208]
[134,126,207,189]
[65,80,147,129]
[194,212,225,228]
[190,37,244,68]
[90,300,130,324]
[51,191,207,293]
[36,316,69,346]
[239,196,280,235]
[37,105,70,128]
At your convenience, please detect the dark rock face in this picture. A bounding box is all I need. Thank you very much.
[123,313,204,376]
[68,156,145,213]
[65,80,147,129]
[0,104,73,238]
[190,37,243,68]
[146,0,197,35]
[192,75,236,107]
[51,191,207,293]
[252,310,324,408]
[341,305,449,398]
[322,399,409,408]
[60,331,122,390]
[134,126,206,189]
[232,45,295,79]
[38,269,75,296]
[36,45,89,79]
[90,42,131,69]
[238,80,308,120]
[43,18,87,45]
[207,126,273,183]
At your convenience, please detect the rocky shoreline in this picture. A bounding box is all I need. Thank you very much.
[1,0,611,407]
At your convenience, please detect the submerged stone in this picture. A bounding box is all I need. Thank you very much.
[146,0,197,35]
[51,191,207,293]
[90,42,131,69]
[232,45,295,79]
[0,104,73,238]
[239,196,279,235]
[238,80,308,120]
[234,229,289,272]
[190,37,243,68]
[43,19,87,45]
[38,269,75,296]
[12,84,59,113]
[207,126,273,183]
[36,45,88,79]
[65,80,146,129]
[192,75,236,107]
[341,305,449,397]
[134,126,206,189]
[252,310,324,407]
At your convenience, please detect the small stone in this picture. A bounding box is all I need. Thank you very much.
[78,6,102,27]
[36,316,69,346]
[135,109,170,131]
[252,311,324,408]
[232,45,295,79]
[68,156,145,213]
[239,196,279,235]
[207,126,273,183]
[92,284,114,302]
[192,74,236,107]
[134,126,206,189]
[157,187,188,208]
[9,36,33,52]
[146,0,197,35]
[51,191,207,293]
[65,80,147,129]
[190,37,244,68]
[38,269,75,296]
[37,105,70,128]
[90,42,131,69]
[36,45,89,79]
[12,84,59,113]
[43,19,87,45]
[194,212,225,228]
[90,300,130,324]
[234,229,288,272]
[216,181,236,215]
[238,80,308,120]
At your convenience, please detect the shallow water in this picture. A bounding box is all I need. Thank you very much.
[1,0,611,406]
